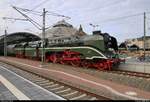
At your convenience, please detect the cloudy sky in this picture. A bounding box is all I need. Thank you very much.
[0,0,150,42]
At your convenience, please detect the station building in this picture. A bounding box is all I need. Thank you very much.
[39,20,87,39]
[125,36,150,50]
[0,32,41,55]
[0,20,86,55]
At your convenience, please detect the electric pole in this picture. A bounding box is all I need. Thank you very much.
[4,6,70,67]
[4,29,7,57]
[41,8,47,66]
[143,12,146,60]
[2,17,28,57]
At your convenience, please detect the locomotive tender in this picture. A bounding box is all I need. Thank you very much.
[9,31,122,70]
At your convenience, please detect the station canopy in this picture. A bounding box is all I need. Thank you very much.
[0,32,41,47]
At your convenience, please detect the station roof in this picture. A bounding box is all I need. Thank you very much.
[0,32,41,47]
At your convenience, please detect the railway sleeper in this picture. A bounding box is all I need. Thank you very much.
[62,91,78,97]
[57,89,76,96]
[35,80,50,84]
[64,92,87,100]
[45,84,59,88]
[52,87,69,93]
[73,94,95,100]
[39,82,54,86]
[55,88,71,94]
[70,93,87,100]
[50,86,65,91]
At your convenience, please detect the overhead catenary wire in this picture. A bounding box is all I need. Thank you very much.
[94,11,150,25]
[9,5,71,35]
[12,6,42,30]
[13,5,71,19]
[16,7,41,13]
[17,0,71,19]
[22,0,50,16]
[97,13,144,24]
[47,12,71,19]
[30,0,69,18]
[147,17,150,30]
[73,0,125,14]
[13,6,42,16]
[97,12,150,32]
[31,0,50,10]
[3,17,28,21]
[71,0,128,23]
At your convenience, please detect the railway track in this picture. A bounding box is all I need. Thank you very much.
[0,62,110,100]
[81,65,150,79]
[109,70,150,79]
[56,61,150,79]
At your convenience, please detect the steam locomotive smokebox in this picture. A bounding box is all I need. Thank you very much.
[92,31,101,35]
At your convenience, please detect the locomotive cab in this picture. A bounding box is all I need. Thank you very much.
[92,30,118,52]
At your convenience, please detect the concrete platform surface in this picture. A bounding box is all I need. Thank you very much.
[119,62,150,73]
[0,65,65,100]
[0,57,150,100]
[0,82,17,100]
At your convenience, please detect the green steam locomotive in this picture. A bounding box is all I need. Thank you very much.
[8,31,123,70]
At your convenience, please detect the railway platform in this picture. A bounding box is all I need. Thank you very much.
[0,64,65,100]
[0,82,17,100]
[119,61,150,73]
[0,57,150,100]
